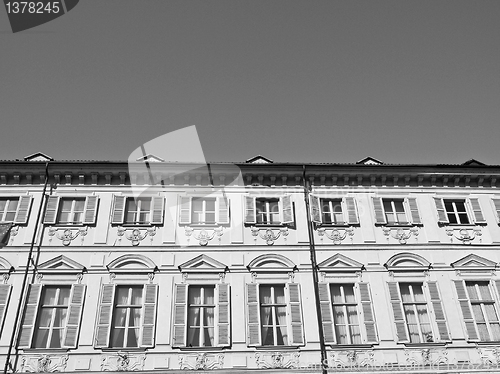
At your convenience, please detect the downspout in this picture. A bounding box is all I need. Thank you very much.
[4,162,50,374]
[302,165,328,374]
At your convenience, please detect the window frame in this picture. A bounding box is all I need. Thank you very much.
[178,196,230,226]
[310,195,359,226]
[434,197,486,226]
[372,197,422,226]
[0,195,32,225]
[111,196,164,226]
[244,195,294,226]
[44,195,99,226]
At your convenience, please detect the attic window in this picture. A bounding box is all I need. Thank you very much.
[245,155,273,164]
[356,157,383,165]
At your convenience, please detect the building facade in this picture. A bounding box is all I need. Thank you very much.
[1,154,500,373]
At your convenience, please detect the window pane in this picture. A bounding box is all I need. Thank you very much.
[37,309,52,327]
[189,287,201,304]
[484,304,498,322]
[205,213,216,223]
[383,200,393,212]
[113,308,127,327]
[126,328,140,347]
[335,325,348,344]
[403,305,417,324]
[116,288,130,305]
[478,283,493,300]
[477,323,490,341]
[343,285,356,303]
[49,329,63,348]
[333,306,346,324]
[203,287,214,304]
[466,284,479,300]
[260,287,272,304]
[111,328,125,348]
[330,285,342,303]
[43,288,57,305]
[490,323,500,341]
[274,286,285,304]
[139,199,151,211]
[205,199,216,211]
[53,309,67,327]
[412,284,425,302]
[33,329,49,348]
[131,287,143,305]
[346,305,358,324]
[472,304,485,322]
[399,284,411,302]
[455,201,466,212]
[60,200,73,211]
[204,328,214,346]
[58,288,71,305]
[408,324,420,343]
[458,213,469,224]
[416,305,430,324]
[0,201,6,211]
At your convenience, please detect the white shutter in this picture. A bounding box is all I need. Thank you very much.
[406,197,422,225]
[468,198,486,224]
[387,282,409,343]
[244,196,256,224]
[281,195,293,224]
[111,196,126,224]
[287,283,304,346]
[218,197,230,225]
[358,283,378,343]
[318,283,335,344]
[150,197,164,224]
[18,284,42,348]
[433,197,449,224]
[216,283,230,347]
[141,284,158,347]
[14,196,32,224]
[309,195,321,224]
[344,197,359,225]
[372,197,386,224]
[492,199,500,223]
[172,284,188,347]
[94,284,115,348]
[83,196,99,225]
[0,285,12,332]
[178,197,191,225]
[43,196,60,224]
[453,280,478,341]
[63,284,86,348]
[246,283,260,346]
[426,282,450,342]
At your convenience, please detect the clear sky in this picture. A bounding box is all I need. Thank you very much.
[1,1,499,164]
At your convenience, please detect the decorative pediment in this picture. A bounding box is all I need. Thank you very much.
[178,255,227,273]
[37,255,85,274]
[23,152,54,162]
[0,257,13,273]
[451,254,496,271]
[247,254,295,272]
[385,253,431,272]
[356,156,383,165]
[246,155,273,164]
[318,254,364,272]
[462,159,485,166]
[107,254,156,273]
[135,154,165,163]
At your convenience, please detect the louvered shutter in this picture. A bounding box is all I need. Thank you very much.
[218,197,230,225]
[318,283,335,344]
[372,197,386,224]
[63,284,86,348]
[141,284,158,347]
[453,280,478,341]
[281,195,293,224]
[216,283,230,347]
[150,197,164,224]
[18,284,42,348]
[43,196,60,224]
[14,196,32,224]
[433,198,449,224]
[387,282,409,342]
[111,196,126,224]
[172,284,188,347]
[178,197,191,225]
[492,199,500,223]
[83,196,99,225]
[406,197,422,225]
[344,197,359,225]
[244,196,256,224]
[358,283,378,343]
[468,198,486,224]
[287,283,304,346]
[94,284,115,348]
[309,195,321,224]
[246,283,260,346]
[0,285,12,331]
[426,282,450,341]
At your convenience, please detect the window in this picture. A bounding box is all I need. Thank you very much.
[372,197,421,226]
[19,284,86,349]
[111,196,164,225]
[0,284,12,335]
[95,283,158,349]
[310,196,359,225]
[388,281,449,343]
[434,197,486,225]
[44,196,99,225]
[244,196,293,226]
[179,196,229,225]
[0,196,32,224]
[492,198,500,225]
[454,280,500,341]
[246,283,304,347]
[319,282,377,345]
[172,283,230,348]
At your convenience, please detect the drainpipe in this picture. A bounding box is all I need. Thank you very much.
[302,165,328,374]
[4,162,50,374]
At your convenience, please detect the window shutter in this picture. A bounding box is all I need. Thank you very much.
[63,284,86,348]
[216,283,230,347]
[387,282,409,342]
[309,195,321,224]
[178,197,191,225]
[172,284,188,347]
[468,198,486,224]
[287,283,304,346]
[43,196,60,224]
[372,197,386,224]
[0,285,12,332]
[244,196,256,224]
[358,283,378,343]
[94,284,115,348]
[344,197,359,225]
[111,196,126,224]
[18,284,42,348]
[433,197,449,224]
[83,196,99,225]
[492,199,500,223]
[246,283,260,346]
[150,197,164,224]
[318,283,335,344]
[281,195,293,224]
[453,280,478,341]
[406,197,422,225]
[426,282,450,341]
[218,197,230,225]
[14,195,32,224]
[141,284,158,347]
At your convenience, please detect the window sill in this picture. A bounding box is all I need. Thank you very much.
[376,224,421,227]
[475,341,500,345]
[180,224,230,227]
[117,224,161,227]
[326,344,375,349]
[100,347,147,352]
[403,342,447,347]
[21,348,70,353]
[178,347,226,351]
[254,346,300,351]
